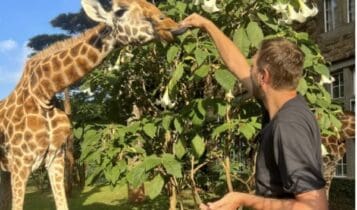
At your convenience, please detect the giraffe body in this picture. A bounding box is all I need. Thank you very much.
[0,0,184,209]
[321,111,355,199]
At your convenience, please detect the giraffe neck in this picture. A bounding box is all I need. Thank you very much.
[23,23,119,107]
[339,112,355,140]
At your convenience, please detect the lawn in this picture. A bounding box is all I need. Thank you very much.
[24,185,169,210]
[24,178,355,210]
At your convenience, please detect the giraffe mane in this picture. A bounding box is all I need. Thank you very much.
[28,24,104,62]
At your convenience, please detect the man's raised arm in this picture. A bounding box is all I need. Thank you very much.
[180,13,253,96]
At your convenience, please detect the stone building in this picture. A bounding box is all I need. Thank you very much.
[308,0,355,179]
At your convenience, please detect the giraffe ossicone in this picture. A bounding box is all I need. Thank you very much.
[0,1,185,210]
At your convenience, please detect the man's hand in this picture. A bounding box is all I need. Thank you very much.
[180,13,211,29]
[199,192,242,210]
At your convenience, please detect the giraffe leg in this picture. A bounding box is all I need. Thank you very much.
[46,148,69,210]
[11,166,31,210]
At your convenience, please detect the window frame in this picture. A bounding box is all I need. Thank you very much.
[347,0,355,23]
[330,70,345,99]
[335,154,348,177]
[324,0,337,32]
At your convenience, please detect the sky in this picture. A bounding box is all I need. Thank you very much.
[0,0,81,99]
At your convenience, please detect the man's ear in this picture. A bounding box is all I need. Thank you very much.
[81,0,113,25]
[261,67,270,84]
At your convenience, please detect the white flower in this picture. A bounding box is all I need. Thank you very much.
[272,2,288,14]
[202,0,220,13]
[319,75,335,85]
[321,144,329,156]
[156,88,175,109]
[299,0,318,18]
[288,4,306,23]
[225,90,234,101]
[82,88,94,96]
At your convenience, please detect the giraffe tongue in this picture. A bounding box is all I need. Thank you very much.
[171,27,187,36]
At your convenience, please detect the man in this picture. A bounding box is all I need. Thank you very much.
[180,14,328,210]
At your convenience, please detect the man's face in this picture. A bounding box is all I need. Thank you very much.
[250,54,265,100]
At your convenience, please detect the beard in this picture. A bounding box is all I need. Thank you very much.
[251,75,265,100]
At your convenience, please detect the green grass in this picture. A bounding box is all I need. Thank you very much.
[24,179,355,210]
[24,185,169,210]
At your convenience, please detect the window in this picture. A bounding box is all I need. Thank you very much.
[331,71,344,98]
[348,0,355,22]
[335,154,347,177]
[324,0,338,31]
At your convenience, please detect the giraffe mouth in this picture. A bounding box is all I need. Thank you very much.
[155,26,187,42]
[171,27,187,36]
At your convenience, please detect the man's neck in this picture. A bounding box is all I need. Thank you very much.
[263,89,297,119]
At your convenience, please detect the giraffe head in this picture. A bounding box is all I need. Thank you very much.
[81,0,186,45]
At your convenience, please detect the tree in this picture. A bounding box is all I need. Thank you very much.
[77,0,342,209]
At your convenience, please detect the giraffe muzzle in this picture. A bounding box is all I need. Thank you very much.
[171,27,187,36]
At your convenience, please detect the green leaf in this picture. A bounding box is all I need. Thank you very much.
[329,113,342,129]
[174,118,183,133]
[127,165,146,188]
[167,45,179,63]
[217,102,227,117]
[104,164,122,184]
[197,99,206,116]
[214,69,236,91]
[306,92,317,104]
[297,78,308,95]
[314,64,330,77]
[86,167,102,185]
[162,154,182,178]
[174,139,186,159]
[168,63,184,91]
[239,123,255,139]
[143,123,157,138]
[257,12,278,31]
[191,111,204,126]
[194,48,208,66]
[233,28,250,57]
[295,32,309,41]
[184,42,196,53]
[212,123,230,139]
[146,175,165,199]
[246,21,264,48]
[176,2,187,14]
[162,115,173,130]
[144,155,162,171]
[194,65,210,79]
[301,44,314,68]
[191,135,205,159]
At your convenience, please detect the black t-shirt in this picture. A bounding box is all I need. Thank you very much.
[255,95,326,198]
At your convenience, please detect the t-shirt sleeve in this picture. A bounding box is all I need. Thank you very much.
[273,121,326,195]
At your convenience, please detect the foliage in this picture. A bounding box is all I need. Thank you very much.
[73,0,343,207]
[329,178,355,210]
[27,34,70,52]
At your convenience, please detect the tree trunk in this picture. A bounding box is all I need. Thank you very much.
[77,163,86,190]
[0,171,12,210]
[169,179,177,210]
[63,88,74,197]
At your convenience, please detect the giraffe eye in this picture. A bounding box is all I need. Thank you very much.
[115,9,127,17]
[159,15,166,20]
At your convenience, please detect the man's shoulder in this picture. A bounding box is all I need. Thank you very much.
[276,95,314,122]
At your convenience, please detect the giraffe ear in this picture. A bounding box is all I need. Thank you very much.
[81,0,113,25]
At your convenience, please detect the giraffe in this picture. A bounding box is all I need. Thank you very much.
[0,0,185,209]
[321,111,355,199]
